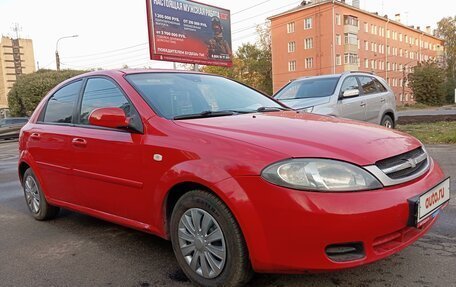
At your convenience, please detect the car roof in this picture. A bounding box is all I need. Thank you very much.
[294,74,341,81]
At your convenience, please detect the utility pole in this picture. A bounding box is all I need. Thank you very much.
[402,66,406,105]
[55,51,61,71]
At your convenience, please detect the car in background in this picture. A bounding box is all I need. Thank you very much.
[0,117,29,140]
[273,71,397,128]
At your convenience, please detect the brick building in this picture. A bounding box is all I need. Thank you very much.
[0,36,36,117]
[269,0,444,104]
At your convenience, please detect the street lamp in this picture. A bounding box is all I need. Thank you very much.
[55,35,78,71]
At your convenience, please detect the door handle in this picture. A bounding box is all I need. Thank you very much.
[380,98,386,103]
[360,102,366,107]
[72,138,87,147]
[30,133,41,140]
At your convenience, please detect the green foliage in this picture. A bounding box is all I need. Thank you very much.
[202,24,273,95]
[437,16,456,103]
[408,61,446,105]
[7,69,86,116]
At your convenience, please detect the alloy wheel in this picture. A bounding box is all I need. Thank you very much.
[24,176,40,214]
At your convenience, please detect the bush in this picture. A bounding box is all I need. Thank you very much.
[7,69,86,116]
[408,61,446,106]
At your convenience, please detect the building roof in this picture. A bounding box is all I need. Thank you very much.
[268,0,443,41]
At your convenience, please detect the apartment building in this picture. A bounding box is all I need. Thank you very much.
[0,36,36,115]
[269,0,445,103]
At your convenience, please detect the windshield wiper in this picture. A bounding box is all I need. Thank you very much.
[256,106,291,112]
[174,110,245,120]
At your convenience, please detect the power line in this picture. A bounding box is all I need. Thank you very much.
[232,0,274,16]
[63,43,148,59]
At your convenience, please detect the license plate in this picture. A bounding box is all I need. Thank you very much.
[416,178,450,225]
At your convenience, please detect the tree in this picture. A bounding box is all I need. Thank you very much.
[8,69,86,116]
[202,23,273,95]
[437,16,456,103]
[408,60,446,105]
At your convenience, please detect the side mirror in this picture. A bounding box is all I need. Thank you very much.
[88,107,129,129]
[342,89,360,98]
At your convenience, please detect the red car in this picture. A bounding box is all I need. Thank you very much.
[18,70,450,287]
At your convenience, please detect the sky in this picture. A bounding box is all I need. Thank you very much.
[0,0,453,71]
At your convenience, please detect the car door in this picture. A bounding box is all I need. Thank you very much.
[337,76,366,121]
[68,77,146,222]
[358,76,386,123]
[25,80,83,202]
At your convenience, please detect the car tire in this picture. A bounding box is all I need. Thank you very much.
[23,168,60,221]
[170,190,252,287]
[381,115,394,129]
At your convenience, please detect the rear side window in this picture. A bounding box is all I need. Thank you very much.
[79,78,132,125]
[12,119,27,124]
[43,81,82,123]
[374,79,387,92]
[358,76,378,95]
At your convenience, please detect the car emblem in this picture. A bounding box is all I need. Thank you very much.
[406,158,417,168]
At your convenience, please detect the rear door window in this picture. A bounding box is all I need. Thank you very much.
[358,76,379,95]
[43,81,82,124]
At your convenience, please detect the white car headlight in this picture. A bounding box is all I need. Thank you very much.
[300,106,314,113]
[262,159,382,192]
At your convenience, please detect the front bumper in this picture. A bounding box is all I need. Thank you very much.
[215,158,446,273]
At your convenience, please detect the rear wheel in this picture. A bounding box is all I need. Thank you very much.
[170,190,252,287]
[381,115,394,129]
[23,168,60,221]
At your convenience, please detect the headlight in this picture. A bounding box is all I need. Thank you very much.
[261,159,382,192]
[300,106,314,113]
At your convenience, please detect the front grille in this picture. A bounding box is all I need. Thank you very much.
[375,147,428,180]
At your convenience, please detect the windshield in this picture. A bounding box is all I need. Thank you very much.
[275,77,340,100]
[126,73,284,119]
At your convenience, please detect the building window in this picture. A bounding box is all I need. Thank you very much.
[365,58,369,68]
[304,18,312,29]
[288,60,296,72]
[288,41,296,53]
[387,29,390,38]
[344,15,358,27]
[400,48,403,57]
[304,38,313,49]
[305,57,313,69]
[387,62,391,71]
[364,22,368,32]
[345,33,357,45]
[336,34,342,45]
[387,45,391,55]
[336,14,341,25]
[344,53,358,65]
[287,22,295,33]
[405,35,409,43]
[336,54,342,66]
[364,41,369,51]
[399,33,403,42]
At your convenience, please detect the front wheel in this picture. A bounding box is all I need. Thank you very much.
[170,190,252,287]
[381,115,394,129]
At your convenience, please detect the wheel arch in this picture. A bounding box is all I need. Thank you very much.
[381,110,396,127]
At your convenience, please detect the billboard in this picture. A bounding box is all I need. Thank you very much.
[146,0,232,67]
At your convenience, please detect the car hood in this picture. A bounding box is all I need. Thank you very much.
[174,111,421,166]
[278,96,331,110]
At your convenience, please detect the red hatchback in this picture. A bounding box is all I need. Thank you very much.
[19,70,450,287]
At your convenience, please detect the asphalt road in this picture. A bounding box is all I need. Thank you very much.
[0,141,455,287]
